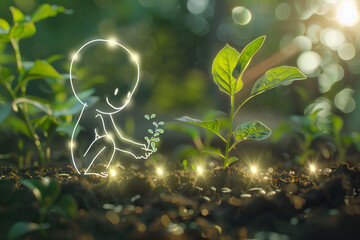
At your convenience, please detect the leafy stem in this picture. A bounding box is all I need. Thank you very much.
[177,35,307,169]
[3,81,46,166]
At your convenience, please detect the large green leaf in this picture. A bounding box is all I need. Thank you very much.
[176,116,224,140]
[234,36,265,80]
[251,66,306,95]
[10,7,25,23]
[31,4,69,23]
[233,121,271,142]
[0,102,11,125]
[8,222,50,240]
[212,44,242,96]
[27,60,63,79]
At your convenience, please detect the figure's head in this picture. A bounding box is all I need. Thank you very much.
[70,39,140,114]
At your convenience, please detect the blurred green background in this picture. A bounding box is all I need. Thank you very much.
[1,0,359,168]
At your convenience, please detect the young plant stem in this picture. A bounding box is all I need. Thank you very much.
[8,38,46,167]
[10,38,23,72]
[224,95,235,168]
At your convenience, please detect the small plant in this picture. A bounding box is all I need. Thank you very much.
[8,178,77,239]
[0,5,80,167]
[144,114,164,152]
[177,36,307,168]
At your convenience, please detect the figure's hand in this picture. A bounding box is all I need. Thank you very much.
[133,144,153,159]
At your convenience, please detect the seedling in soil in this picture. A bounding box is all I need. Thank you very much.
[144,113,165,153]
[177,36,307,168]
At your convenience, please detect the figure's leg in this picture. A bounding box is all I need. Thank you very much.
[83,136,115,177]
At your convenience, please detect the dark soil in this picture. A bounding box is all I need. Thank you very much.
[1,163,360,240]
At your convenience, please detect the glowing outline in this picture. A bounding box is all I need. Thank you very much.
[70,39,152,178]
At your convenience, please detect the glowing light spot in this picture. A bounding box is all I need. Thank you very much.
[131,53,139,63]
[114,88,119,96]
[337,0,359,26]
[157,167,164,176]
[110,168,117,177]
[309,164,317,173]
[71,52,79,61]
[338,42,356,61]
[197,166,204,175]
[232,6,252,25]
[107,37,119,48]
[250,166,257,174]
[297,51,321,74]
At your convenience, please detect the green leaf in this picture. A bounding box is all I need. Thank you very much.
[202,148,225,158]
[156,129,164,134]
[233,121,271,142]
[56,122,81,138]
[8,222,50,240]
[54,194,78,218]
[225,157,238,168]
[21,179,45,203]
[0,66,12,82]
[148,129,154,134]
[31,4,68,23]
[182,159,188,170]
[33,115,59,134]
[176,116,224,141]
[0,18,10,32]
[151,113,156,118]
[212,44,242,96]
[21,178,60,206]
[10,7,25,23]
[4,116,31,137]
[331,115,343,134]
[234,36,265,80]
[144,114,150,120]
[152,138,160,142]
[251,66,307,95]
[10,21,36,40]
[27,60,63,79]
[0,102,11,125]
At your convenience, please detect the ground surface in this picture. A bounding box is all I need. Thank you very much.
[1,163,360,240]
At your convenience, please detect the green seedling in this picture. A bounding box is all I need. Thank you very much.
[8,178,77,239]
[177,36,307,168]
[144,114,164,153]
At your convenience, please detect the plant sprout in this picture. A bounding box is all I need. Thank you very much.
[144,114,165,153]
[177,36,307,168]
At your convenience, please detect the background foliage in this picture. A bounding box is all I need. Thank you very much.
[1,0,359,168]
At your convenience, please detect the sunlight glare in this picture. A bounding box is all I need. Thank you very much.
[337,0,359,27]
[157,167,164,176]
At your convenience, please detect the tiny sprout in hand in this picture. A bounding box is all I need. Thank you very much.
[177,36,307,168]
[144,114,165,153]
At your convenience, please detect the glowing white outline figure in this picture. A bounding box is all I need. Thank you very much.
[70,39,152,178]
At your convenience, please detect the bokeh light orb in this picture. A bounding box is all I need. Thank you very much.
[338,42,356,61]
[297,51,321,74]
[232,6,252,25]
